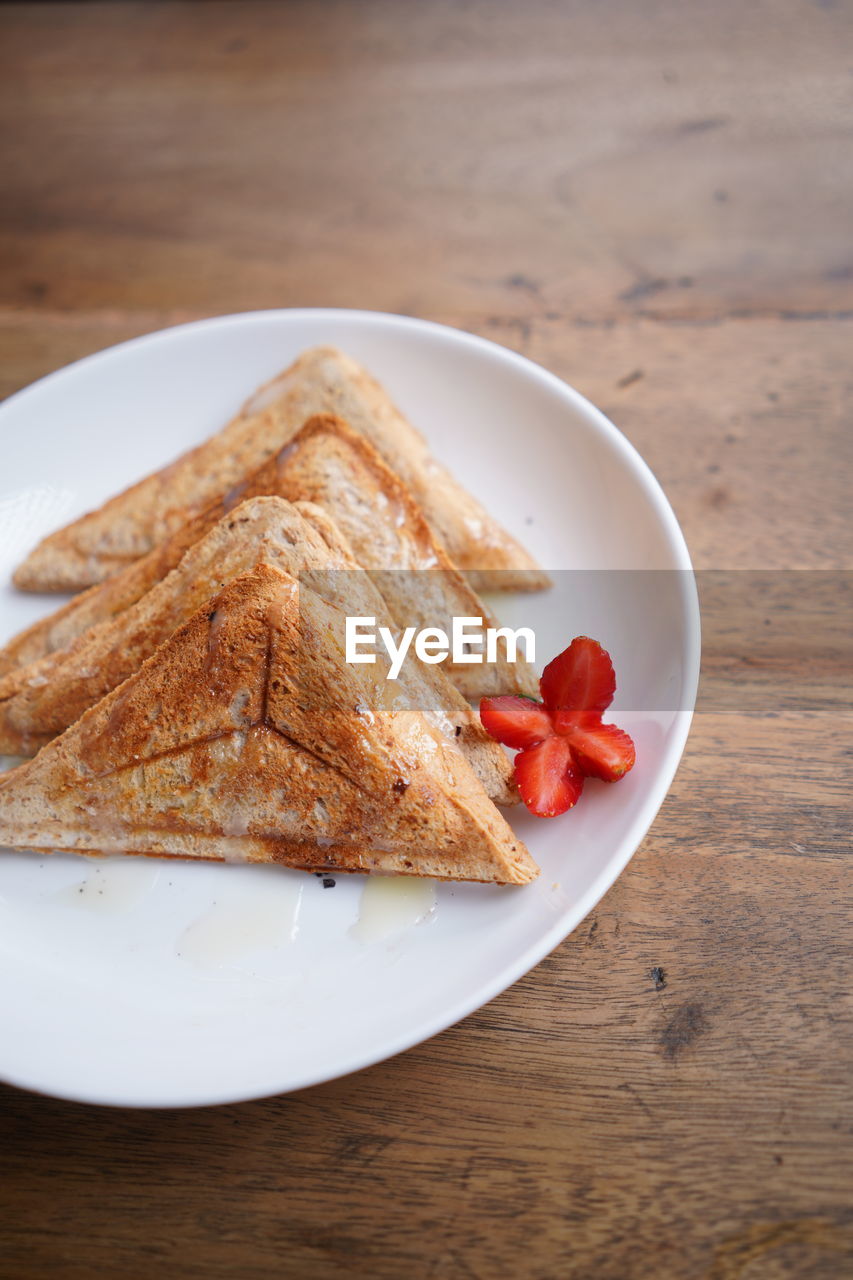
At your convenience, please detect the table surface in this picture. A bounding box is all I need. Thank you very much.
[0,3,851,1277]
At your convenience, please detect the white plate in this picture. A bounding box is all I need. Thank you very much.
[0,310,699,1107]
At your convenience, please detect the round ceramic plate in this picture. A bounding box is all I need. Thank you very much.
[0,310,699,1107]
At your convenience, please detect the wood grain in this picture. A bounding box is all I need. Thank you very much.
[0,2,851,1278]
[1,0,852,323]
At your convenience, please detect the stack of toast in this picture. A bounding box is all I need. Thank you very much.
[0,348,550,885]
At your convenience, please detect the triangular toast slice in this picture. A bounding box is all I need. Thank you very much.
[0,496,515,805]
[238,416,539,698]
[0,566,537,884]
[0,416,539,701]
[14,346,549,594]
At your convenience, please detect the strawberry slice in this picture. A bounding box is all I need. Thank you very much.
[566,719,636,781]
[514,735,583,817]
[479,695,553,751]
[540,636,616,715]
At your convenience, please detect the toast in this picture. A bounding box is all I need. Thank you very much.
[0,503,222,680]
[238,416,539,698]
[0,566,538,885]
[0,496,515,805]
[0,416,539,701]
[13,346,549,595]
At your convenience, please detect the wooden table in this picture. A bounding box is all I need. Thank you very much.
[1,3,850,1276]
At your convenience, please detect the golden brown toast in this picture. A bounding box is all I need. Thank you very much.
[0,416,539,701]
[0,566,538,885]
[0,496,515,805]
[13,346,549,594]
[238,416,540,698]
[0,508,215,679]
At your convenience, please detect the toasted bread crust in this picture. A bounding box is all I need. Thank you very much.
[14,346,549,594]
[0,497,516,804]
[1,416,539,701]
[244,416,540,698]
[0,566,537,885]
[0,512,213,679]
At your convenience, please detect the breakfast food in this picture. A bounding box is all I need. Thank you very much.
[0,415,539,701]
[0,496,516,804]
[233,415,540,697]
[13,346,550,595]
[0,503,228,679]
[0,344,571,885]
[0,566,537,884]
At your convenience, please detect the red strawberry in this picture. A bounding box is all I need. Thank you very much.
[479,695,552,751]
[540,636,615,715]
[514,736,583,817]
[565,718,636,781]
